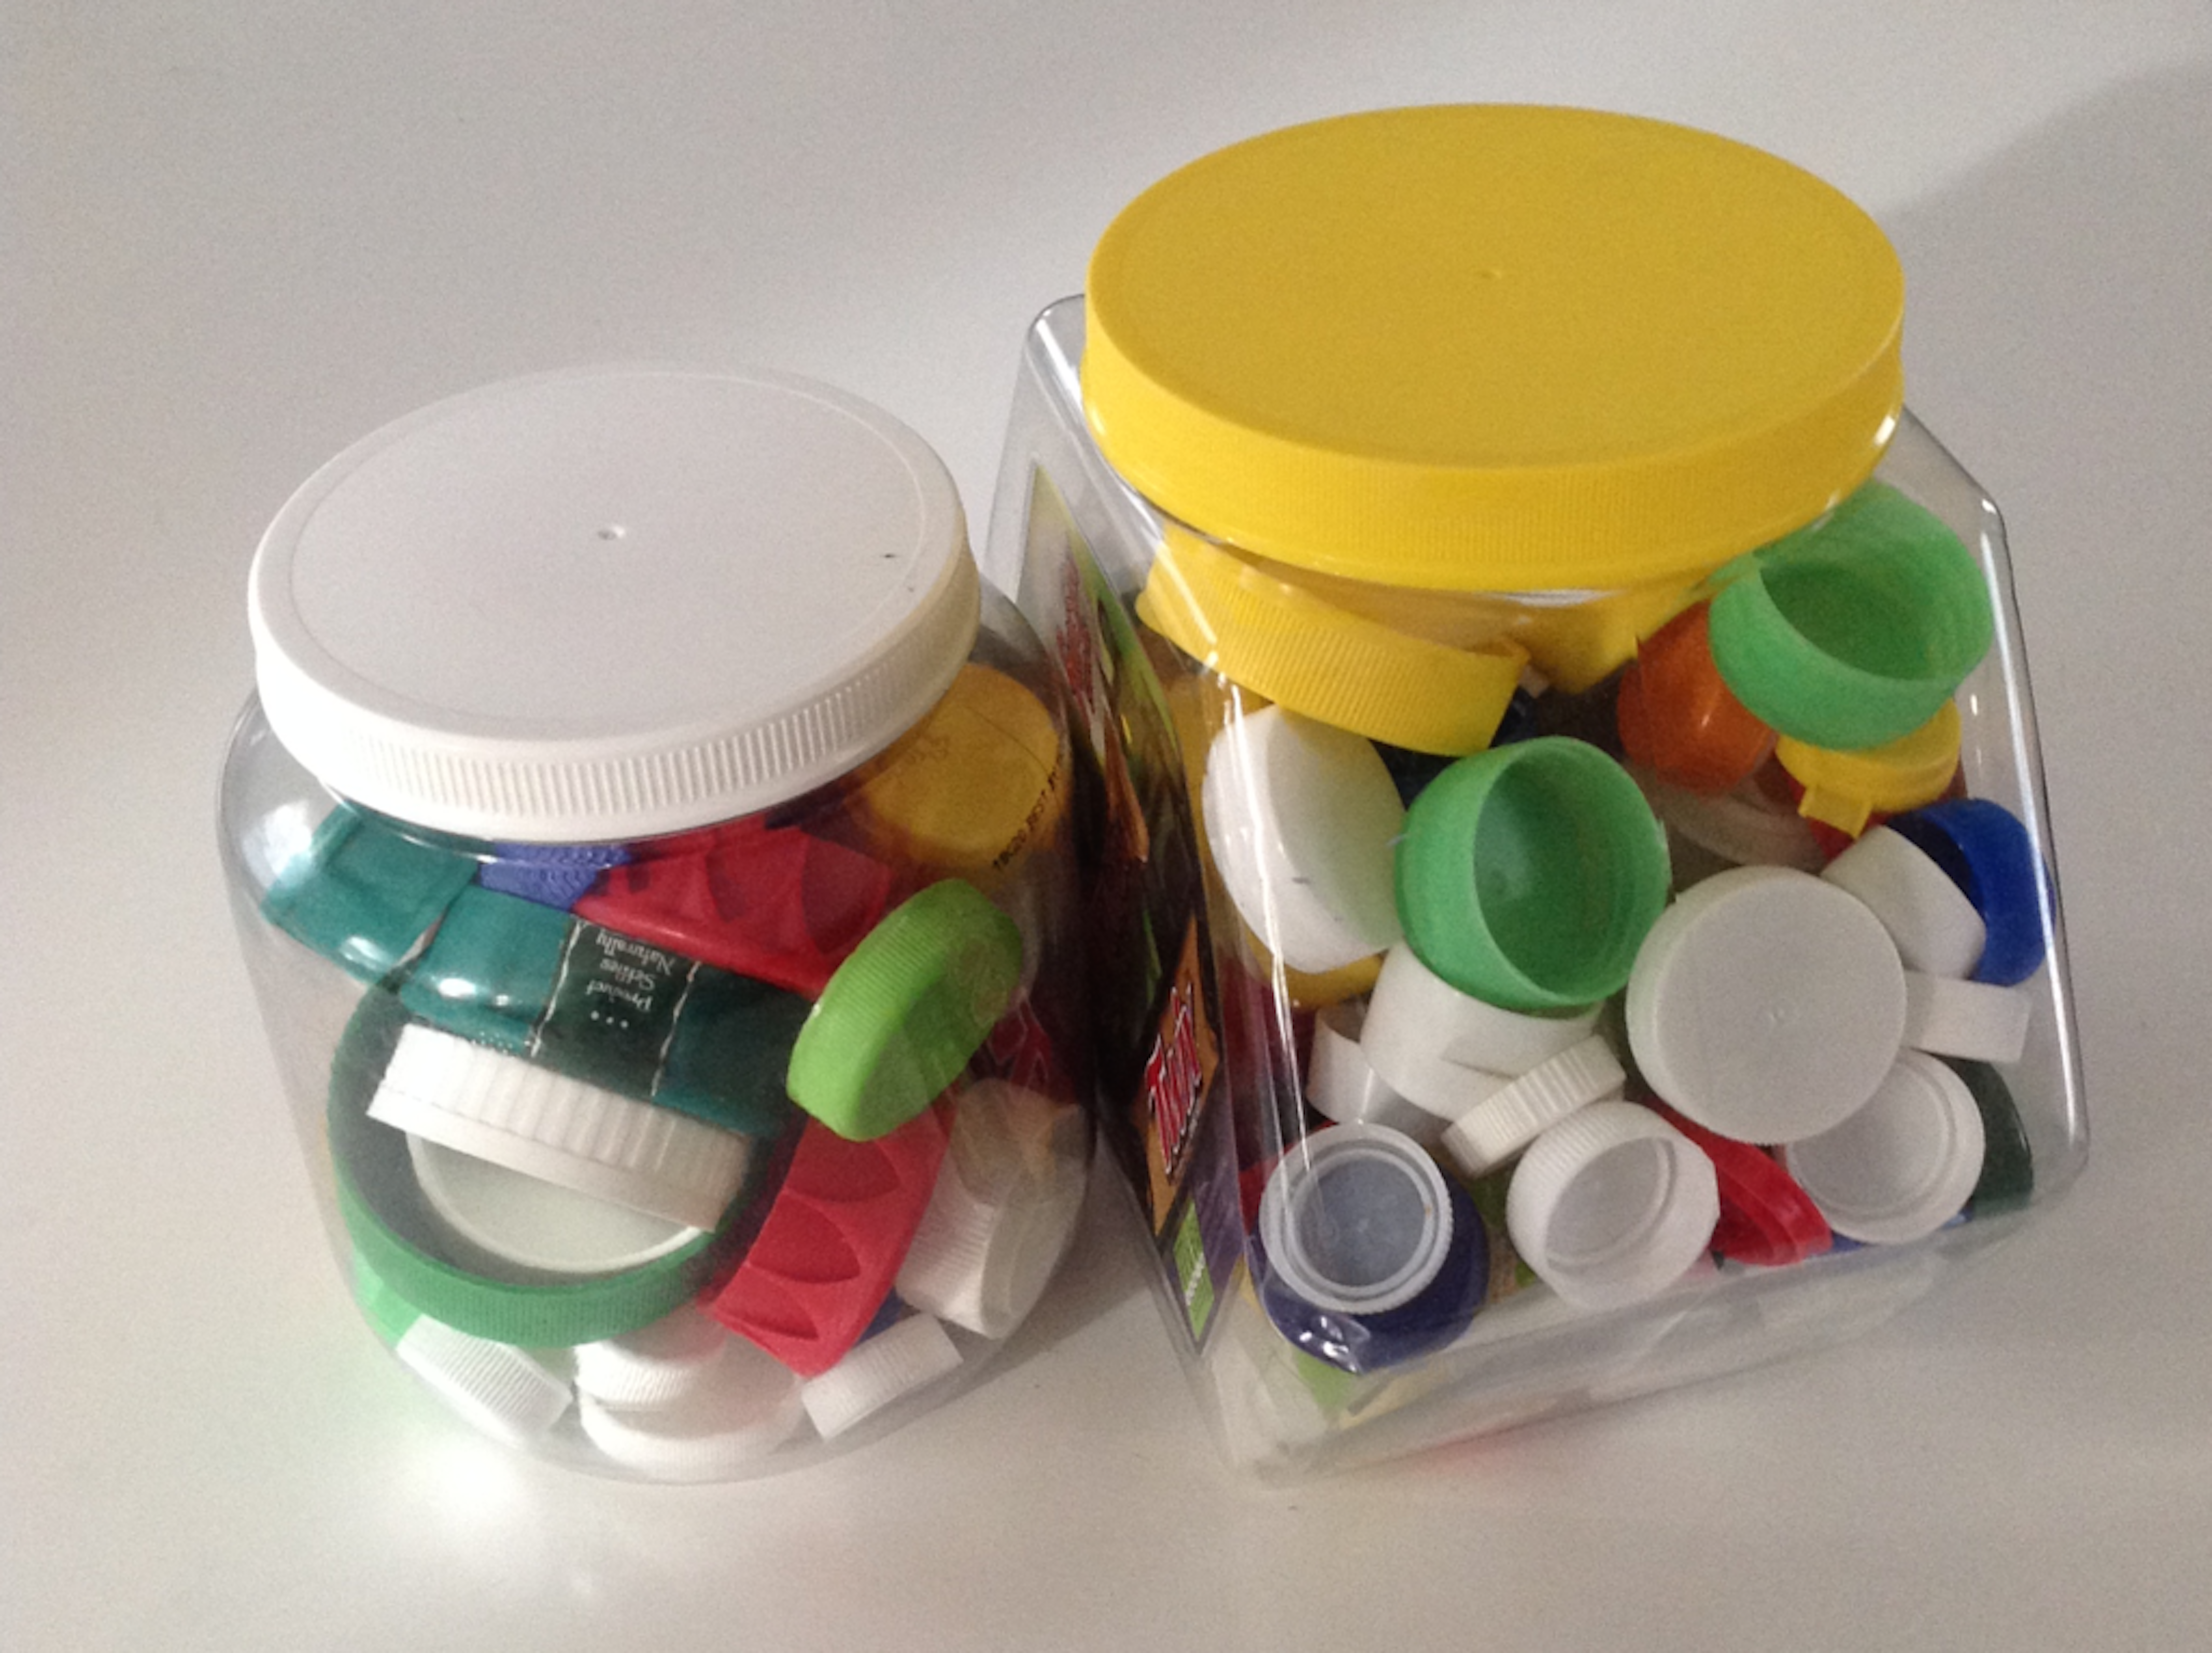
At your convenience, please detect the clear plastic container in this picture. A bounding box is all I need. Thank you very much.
[222,367,1091,1478]
[984,106,2084,1477]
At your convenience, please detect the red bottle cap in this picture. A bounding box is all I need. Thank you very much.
[701,1105,949,1376]
[1643,1100,1831,1267]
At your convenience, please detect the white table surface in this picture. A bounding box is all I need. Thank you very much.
[8,6,2212,1649]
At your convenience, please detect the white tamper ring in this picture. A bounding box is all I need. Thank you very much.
[577,1338,806,1478]
[392,1315,573,1447]
[1200,706,1404,973]
[1256,1124,1453,1315]
[1306,1000,1449,1144]
[799,1312,964,1440]
[573,1304,731,1410]
[1505,1101,1720,1311]
[1363,943,1602,1078]
[1823,826,1987,978]
[368,1023,753,1231]
[895,1082,1088,1338]
[1626,865,1907,1143]
[1782,1050,1986,1244]
[1900,971,2032,1065]
[407,1136,705,1282]
[1440,1034,1627,1179]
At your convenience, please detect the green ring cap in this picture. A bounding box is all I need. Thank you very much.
[1708,481,1994,751]
[329,984,720,1347]
[786,879,1025,1140]
[1948,1057,2034,1216]
[1395,738,1670,1013]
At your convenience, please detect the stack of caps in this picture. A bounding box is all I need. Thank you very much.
[246,368,1090,1474]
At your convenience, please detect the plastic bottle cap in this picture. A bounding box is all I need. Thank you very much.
[1304,1000,1449,1144]
[1886,799,2050,987]
[1642,1101,1832,1268]
[799,1311,965,1441]
[366,1023,755,1232]
[1821,825,1987,978]
[406,1135,705,1281]
[1136,529,1525,755]
[573,1304,732,1411]
[576,1338,806,1478]
[1504,1100,1721,1310]
[1900,971,2032,1066]
[1947,1058,2035,1216]
[1615,603,1776,795]
[847,663,1067,877]
[1633,765,1826,874]
[1707,482,1994,752]
[1626,865,1907,1143]
[1199,706,1406,974]
[1257,1172,1487,1374]
[894,1082,1089,1338]
[1396,738,1671,1012]
[1781,1050,1986,1244]
[477,841,628,909]
[260,803,478,981]
[249,367,977,841]
[1362,943,1603,1080]
[702,1110,949,1377]
[391,1313,575,1448]
[1084,105,1904,590]
[1256,1124,1454,1316]
[1439,1034,1627,1179]
[331,991,719,1347]
[785,879,1025,1141]
[1774,700,1962,837]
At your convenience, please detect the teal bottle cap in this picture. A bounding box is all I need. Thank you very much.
[261,802,477,981]
[787,880,1025,1140]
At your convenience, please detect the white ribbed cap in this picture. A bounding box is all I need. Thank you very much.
[249,367,977,841]
[1505,1101,1719,1311]
[799,1312,964,1440]
[1782,1050,1986,1244]
[576,1338,806,1479]
[392,1316,573,1447]
[1440,1034,1627,1179]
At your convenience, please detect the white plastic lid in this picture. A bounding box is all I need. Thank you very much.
[391,1315,573,1447]
[573,1305,732,1411]
[1822,826,1988,979]
[1625,865,1907,1143]
[1900,971,2033,1065]
[1305,1000,1448,1143]
[1363,943,1602,1079]
[1504,1101,1720,1311]
[249,367,977,841]
[1200,706,1404,973]
[407,1135,705,1281]
[1632,766,1825,874]
[1439,1033,1627,1179]
[367,1023,753,1231]
[576,1337,806,1478]
[799,1312,965,1440]
[1256,1124,1453,1315]
[1782,1050,1986,1244]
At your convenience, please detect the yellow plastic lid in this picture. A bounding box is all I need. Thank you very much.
[1084,105,1905,591]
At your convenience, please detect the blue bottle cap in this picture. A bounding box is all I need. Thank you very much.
[1887,799,2049,987]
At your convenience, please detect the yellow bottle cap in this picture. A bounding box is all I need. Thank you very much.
[1777,700,1962,837]
[848,663,1067,878]
[1086,105,1904,592]
[1135,524,1524,755]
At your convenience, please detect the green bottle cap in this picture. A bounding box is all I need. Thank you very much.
[786,880,1025,1140]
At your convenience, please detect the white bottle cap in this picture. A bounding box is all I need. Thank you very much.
[1822,825,1987,978]
[573,1304,732,1411]
[1363,943,1603,1077]
[799,1312,964,1440]
[1256,1124,1453,1316]
[895,1082,1089,1338]
[1504,1101,1720,1311]
[1439,1034,1627,1179]
[391,1315,573,1447]
[1782,1050,1986,1244]
[1632,766,1825,873]
[406,1135,705,1282]
[577,1338,806,1478]
[1305,1000,1448,1143]
[1900,971,2032,1065]
[367,1022,752,1231]
[1200,706,1404,973]
[1625,865,1907,1143]
[249,368,977,842]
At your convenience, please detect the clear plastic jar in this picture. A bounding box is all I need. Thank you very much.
[223,368,1090,1478]
[985,106,2084,1476]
